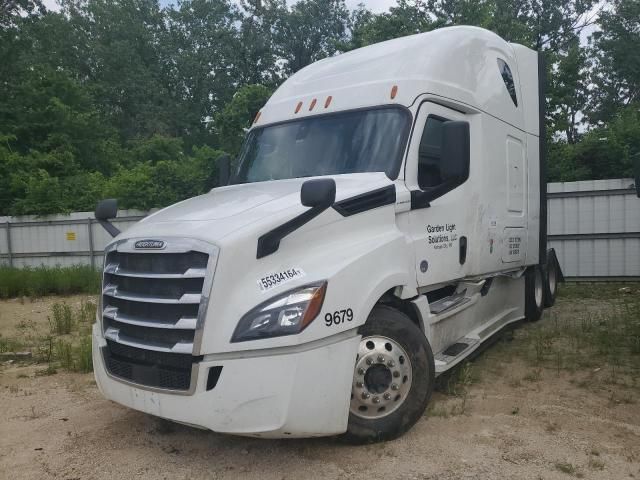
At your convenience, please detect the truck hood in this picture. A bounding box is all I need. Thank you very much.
[122,172,394,242]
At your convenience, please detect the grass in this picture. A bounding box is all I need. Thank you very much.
[0,265,100,299]
[426,282,640,421]
[2,300,95,373]
[427,362,476,418]
[502,282,640,387]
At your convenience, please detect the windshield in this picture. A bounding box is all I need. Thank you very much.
[232,107,410,184]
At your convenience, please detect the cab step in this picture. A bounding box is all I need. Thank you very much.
[434,337,479,373]
[429,289,470,314]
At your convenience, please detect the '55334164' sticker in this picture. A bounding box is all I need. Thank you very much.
[258,268,306,292]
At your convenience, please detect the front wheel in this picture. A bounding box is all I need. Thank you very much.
[343,305,434,443]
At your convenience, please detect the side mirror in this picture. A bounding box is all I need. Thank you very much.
[301,178,336,209]
[95,199,121,238]
[95,198,118,221]
[441,120,470,184]
[633,153,640,198]
[217,154,231,187]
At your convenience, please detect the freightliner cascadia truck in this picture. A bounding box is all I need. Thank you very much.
[92,26,565,443]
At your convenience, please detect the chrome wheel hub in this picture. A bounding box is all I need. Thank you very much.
[350,336,412,419]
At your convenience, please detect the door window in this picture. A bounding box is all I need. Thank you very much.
[417,116,447,190]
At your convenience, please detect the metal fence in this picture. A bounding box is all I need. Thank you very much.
[1,178,639,279]
[547,178,639,280]
[0,210,147,269]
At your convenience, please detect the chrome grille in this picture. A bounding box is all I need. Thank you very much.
[100,238,218,393]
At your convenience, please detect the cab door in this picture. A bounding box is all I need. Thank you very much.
[405,101,472,288]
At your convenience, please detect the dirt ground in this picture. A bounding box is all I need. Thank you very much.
[1,294,639,480]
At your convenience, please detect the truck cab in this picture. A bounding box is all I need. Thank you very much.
[92,26,561,442]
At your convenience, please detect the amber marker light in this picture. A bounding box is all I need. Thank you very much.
[253,111,261,124]
[324,96,333,108]
[300,282,327,330]
[390,85,398,99]
[309,98,317,111]
[295,101,303,113]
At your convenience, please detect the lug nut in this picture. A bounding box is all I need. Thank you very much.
[377,355,385,362]
[356,381,363,388]
[372,397,380,404]
[387,360,395,367]
[366,358,373,366]
[383,393,391,400]
[357,368,365,375]
[393,371,400,378]
[391,383,399,391]
[361,392,370,399]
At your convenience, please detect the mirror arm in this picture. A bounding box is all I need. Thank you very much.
[98,219,121,238]
[410,190,432,209]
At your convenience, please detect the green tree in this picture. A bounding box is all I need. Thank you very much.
[0,0,45,28]
[588,0,640,125]
[214,84,273,156]
[164,0,240,146]
[270,0,350,74]
[547,37,589,144]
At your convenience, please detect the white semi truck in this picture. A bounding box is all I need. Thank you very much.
[92,26,565,442]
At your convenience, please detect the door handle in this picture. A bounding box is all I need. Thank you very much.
[459,236,467,265]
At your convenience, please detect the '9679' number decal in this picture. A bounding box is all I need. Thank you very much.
[325,308,354,326]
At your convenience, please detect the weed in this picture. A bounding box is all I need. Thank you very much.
[34,335,54,363]
[545,421,560,433]
[511,406,520,415]
[555,462,576,475]
[52,335,93,373]
[55,339,74,370]
[450,394,468,416]
[76,334,93,373]
[0,335,24,353]
[523,368,542,382]
[78,300,97,328]
[443,362,475,396]
[427,403,449,419]
[0,265,100,299]
[35,365,57,376]
[588,458,605,470]
[509,377,523,388]
[49,303,74,335]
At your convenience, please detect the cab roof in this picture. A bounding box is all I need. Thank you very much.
[256,26,539,136]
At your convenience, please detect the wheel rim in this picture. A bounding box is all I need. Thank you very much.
[548,263,557,296]
[534,268,544,307]
[350,336,412,419]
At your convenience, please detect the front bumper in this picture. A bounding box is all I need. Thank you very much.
[93,324,360,438]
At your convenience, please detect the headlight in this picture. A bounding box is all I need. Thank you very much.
[231,282,327,342]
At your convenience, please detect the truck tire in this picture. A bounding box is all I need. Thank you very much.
[525,265,544,321]
[343,305,434,443]
[544,255,559,308]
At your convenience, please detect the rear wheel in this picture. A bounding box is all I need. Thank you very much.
[544,256,559,307]
[525,265,545,321]
[343,305,434,443]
